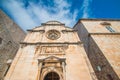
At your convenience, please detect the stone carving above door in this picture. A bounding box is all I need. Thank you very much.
[41,46,64,54]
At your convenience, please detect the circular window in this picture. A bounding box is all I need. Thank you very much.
[46,30,60,40]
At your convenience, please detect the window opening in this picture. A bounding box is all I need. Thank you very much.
[107,74,113,80]
[0,37,2,44]
[106,26,115,32]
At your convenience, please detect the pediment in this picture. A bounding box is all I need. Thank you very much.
[38,56,66,62]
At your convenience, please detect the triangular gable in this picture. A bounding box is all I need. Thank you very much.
[38,56,66,62]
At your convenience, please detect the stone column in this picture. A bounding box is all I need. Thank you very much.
[62,62,66,80]
[38,62,42,80]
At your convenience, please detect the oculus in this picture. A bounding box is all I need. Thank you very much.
[46,30,60,40]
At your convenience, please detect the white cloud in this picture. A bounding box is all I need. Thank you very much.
[81,0,93,18]
[2,0,37,30]
[2,0,78,31]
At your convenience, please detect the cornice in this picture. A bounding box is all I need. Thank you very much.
[27,29,45,32]
[41,23,65,26]
[20,41,82,45]
[89,33,120,36]
[79,18,120,21]
[62,30,77,32]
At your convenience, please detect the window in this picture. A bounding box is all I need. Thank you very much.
[96,66,102,71]
[100,22,115,33]
[46,30,61,40]
[106,26,115,32]
[0,37,2,44]
[107,74,113,80]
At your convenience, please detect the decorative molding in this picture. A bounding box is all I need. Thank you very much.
[100,22,111,25]
[27,29,45,33]
[45,46,63,53]
[79,18,120,21]
[46,30,61,40]
[38,53,65,56]
[20,42,82,45]
[35,45,67,57]
[41,23,65,26]
[89,33,120,36]
[62,30,77,33]
[38,56,66,62]
[42,66,62,69]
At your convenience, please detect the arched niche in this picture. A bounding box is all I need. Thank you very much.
[44,72,60,80]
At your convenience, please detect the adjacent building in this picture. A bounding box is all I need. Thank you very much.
[74,19,120,80]
[5,21,97,80]
[0,10,26,80]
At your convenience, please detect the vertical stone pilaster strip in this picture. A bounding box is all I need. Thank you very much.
[38,62,42,80]
[62,62,66,80]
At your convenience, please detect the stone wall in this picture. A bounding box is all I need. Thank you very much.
[0,10,26,80]
[73,22,89,53]
[0,10,26,43]
[74,19,120,80]
[88,35,120,80]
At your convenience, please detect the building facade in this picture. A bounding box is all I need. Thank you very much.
[74,19,120,80]
[0,10,26,80]
[5,21,97,80]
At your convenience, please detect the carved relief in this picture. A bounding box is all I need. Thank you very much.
[45,47,63,53]
[41,46,64,54]
[35,44,68,57]
[35,44,69,57]
[46,30,61,40]
[38,56,66,80]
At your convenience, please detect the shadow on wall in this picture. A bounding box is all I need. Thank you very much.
[88,36,119,80]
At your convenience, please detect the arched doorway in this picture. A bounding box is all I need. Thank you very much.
[44,72,60,80]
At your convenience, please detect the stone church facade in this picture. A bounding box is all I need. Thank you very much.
[0,10,26,80]
[74,19,120,80]
[5,21,97,80]
[1,12,120,79]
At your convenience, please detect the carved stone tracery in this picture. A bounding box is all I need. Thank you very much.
[46,30,61,40]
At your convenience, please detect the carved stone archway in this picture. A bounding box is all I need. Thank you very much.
[44,72,60,80]
[37,56,66,80]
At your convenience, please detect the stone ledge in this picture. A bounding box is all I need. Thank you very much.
[27,29,45,32]
[41,23,65,26]
[62,30,77,32]
[20,41,82,45]
[89,33,120,36]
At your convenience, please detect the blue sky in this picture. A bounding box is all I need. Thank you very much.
[0,0,120,31]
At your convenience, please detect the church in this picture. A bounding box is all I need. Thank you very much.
[1,18,119,80]
[0,10,119,80]
[5,21,96,80]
